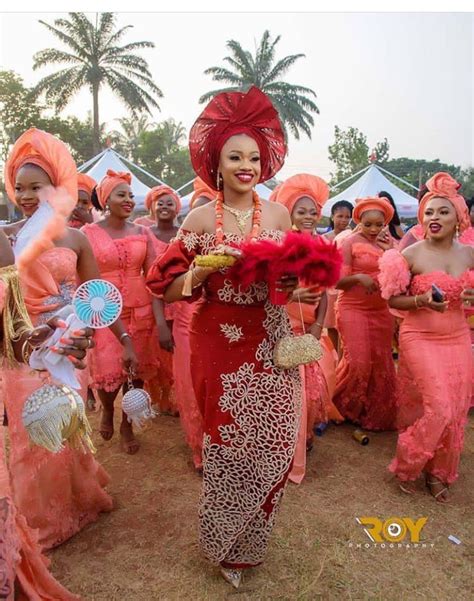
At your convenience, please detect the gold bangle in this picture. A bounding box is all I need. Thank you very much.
[192,269,205,284]
[21,338,33,364]
[315,322,324,328]
[414,295,419,309]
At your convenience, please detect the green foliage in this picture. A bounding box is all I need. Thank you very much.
[328,126,371,185]
[38,114,107,164]
[127,119,194,189]
[459,167,474,199]
[32,12,162,151]
[201,30,318,140]
[0,71,42,161]
[382,157,463,190]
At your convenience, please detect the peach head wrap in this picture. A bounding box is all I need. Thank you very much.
[190,177,216,209]
[5,127,77,205]
[96,169,132,209]
[77,172,97,198]
[418,172,470,232]
[268,182,283,203]
[4,128,78,269]
[353,197,394,225]
[145,185,182,213]
[276,174,329,216]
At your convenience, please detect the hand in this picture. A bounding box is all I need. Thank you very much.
[357,274,378,294]
[309,322,323,340]
[416,290,448,313]
[158,323,174,352]
[122,339,139,376]
[376,227,393,251]
[292,287,322,305]
[71,207,93,225]
[461,288,474,306]
[277,275,299,295]
[49,325,95,369]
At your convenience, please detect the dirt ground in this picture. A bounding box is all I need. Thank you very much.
[50,409,473,601]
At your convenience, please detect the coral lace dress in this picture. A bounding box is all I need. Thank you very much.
[82,224,161,391]
[379,250,473,484]
[333,234,397,431]
[3,248,113,550]
[147,229,301,568]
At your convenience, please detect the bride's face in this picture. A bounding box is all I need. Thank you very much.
[14,164,52,217]
[218,134,261,194]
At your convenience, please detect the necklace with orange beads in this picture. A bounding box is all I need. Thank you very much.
[215,190,262,245]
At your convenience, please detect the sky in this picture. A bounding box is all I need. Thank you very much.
[0,11,472,182]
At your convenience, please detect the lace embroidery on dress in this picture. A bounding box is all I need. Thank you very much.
[0,497,20,601]
[37,281,75,324]
[199,300,301,565]
[220,324,244,343]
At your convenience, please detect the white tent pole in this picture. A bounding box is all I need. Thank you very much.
[112,150,165,185]
[330,164,371,191]
[376,164,419,191]
[176,178,195,193]
[77,149,107,172]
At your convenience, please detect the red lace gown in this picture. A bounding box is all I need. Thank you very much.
[150,235,203,466]
[333,234,397,431]
[147,229,301,568]
[379,250,473,484]
[82,224,161,391]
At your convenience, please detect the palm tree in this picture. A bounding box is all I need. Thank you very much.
[200,31,319,140]
[110,114,156,161]
[32,12,163,153]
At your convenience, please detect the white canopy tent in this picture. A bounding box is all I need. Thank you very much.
[323,164,419,219]
[78,148,166,211]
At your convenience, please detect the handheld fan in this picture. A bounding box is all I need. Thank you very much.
[46,279,122,365]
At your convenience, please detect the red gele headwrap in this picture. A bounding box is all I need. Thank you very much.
[418,172,470,233]
[96,169,132,209]
[5,127,77,204]
[353,197,394,225]
[189,86,287,189]
[190,177,216,209]
[77,172,97,198]
[145,185,182,213]
[277,174,329,216]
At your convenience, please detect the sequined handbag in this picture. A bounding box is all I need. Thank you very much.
[273,300,323,369]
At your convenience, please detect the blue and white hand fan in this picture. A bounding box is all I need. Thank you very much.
[73,279,122,329]
[46,279,122,367]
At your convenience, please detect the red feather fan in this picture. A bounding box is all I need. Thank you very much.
[228,231,342,290]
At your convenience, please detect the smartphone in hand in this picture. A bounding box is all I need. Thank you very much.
[431,284,445,303]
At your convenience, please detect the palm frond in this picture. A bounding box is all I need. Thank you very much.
[263,54,305,85]
[33,48,85,68]
[105,69,161,113]
[199,86,244,104]
[35,20,89,62]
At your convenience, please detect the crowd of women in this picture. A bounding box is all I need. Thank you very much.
[0,85,472,597]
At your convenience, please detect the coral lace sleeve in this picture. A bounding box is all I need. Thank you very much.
[146,229,200,301]
[378,249,411,300]
[339,236,354,277]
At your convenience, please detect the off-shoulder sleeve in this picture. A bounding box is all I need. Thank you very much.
[378,249,411,299]
[146,229,200,301]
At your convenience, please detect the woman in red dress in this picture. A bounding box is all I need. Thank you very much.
[147,87,301,588]
[333,197,398,430]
